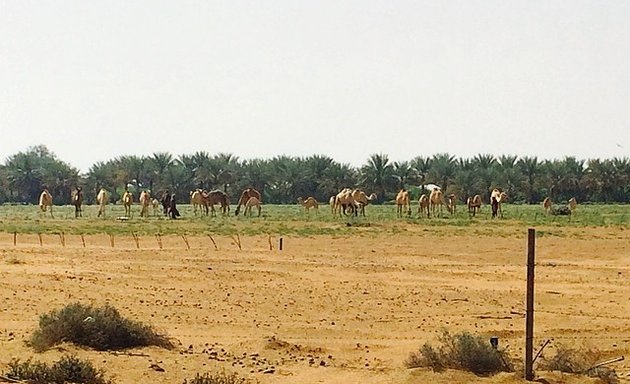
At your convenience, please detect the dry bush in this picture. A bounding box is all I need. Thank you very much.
[183,371,253,384]
[405,330,513,376]
[29,302,174,352]
[538,344,619,384]
[4,354,111,384]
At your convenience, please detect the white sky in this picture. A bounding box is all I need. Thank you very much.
[1,1,629,173]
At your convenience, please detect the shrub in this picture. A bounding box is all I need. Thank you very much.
[538,344,619,384]
[29,302,174,352]
[4,354,111,384]
[405,330,513,376]
[183,371,251,384]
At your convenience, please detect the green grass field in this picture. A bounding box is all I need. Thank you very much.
[0,202,628,237]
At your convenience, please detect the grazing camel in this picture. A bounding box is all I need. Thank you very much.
[38,189,53,218]
[334,188,355,216]
[235,188,261,216]
[542,197,552,215]
[467,195,482,217]
[203,190,230,216]
[139,190,151,218]
[298,196,319,214]
[417,194,430,218]
[446,193,457,214]
[429,188,444,217]
[396,189,411,217]
[72,187,83,218]
[122,190,133,217]
[151,198,160,216]
[329,196,336,215]
[351,189,377,216]
[243,196,261,217]
[490,189,508,218]
[96,188,109,218]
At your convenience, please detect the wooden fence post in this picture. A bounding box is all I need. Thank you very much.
[525,228,536,381]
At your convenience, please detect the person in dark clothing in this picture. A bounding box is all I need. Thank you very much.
[169,194,180,219]
[160,190,170,216]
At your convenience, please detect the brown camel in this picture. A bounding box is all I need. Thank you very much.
[429,188,444,217]
[334,188,355,216]
[244,196,261,217]
[298,196,319,214]
[351,189,377,216]
[72,187,83,218]
[396,189,410,217]
[39,189,53,218]
[417,194,430,218]
[467,195,482,217]
[446,193,457,214]
[139,190,151,218]
[203,190,230,216]
[235,188,261,216]
[542,197,552,215]
[122,190,133,217]
[190,189,205,214]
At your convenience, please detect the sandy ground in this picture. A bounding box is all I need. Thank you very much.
[0,226,628,383]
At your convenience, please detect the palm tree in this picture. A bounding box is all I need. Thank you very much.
[428,153,457,193]
[360,153,395,202]
[410,156,431,188]
[517,156,540,204]
[392,161,419,190]
[471,154,497,201]
[147,152,174,193]
[496,155,522,201]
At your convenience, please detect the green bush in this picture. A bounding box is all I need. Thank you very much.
[4,355,111,384]
[405,330,513,376]
[29,302,173,351]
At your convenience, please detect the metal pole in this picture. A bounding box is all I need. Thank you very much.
[525,228,536,380]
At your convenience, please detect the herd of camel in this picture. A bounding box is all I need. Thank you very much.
[35,185,578,220]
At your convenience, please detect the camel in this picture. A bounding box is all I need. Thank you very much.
[417,194,430,218]
[96,188,109,218]
[235,188,261,216]
[429,188,444,218]
[395,189,410,217]
[334,188,355,216]
[122,190,133,217]
[467,195,482,217]
[151,198,160,216]
[298,196,319,214]
[542,197,552,215]
[446,193,457,214]
[490,189,508,219]
[351,189,377,216]
[72,187,83,218]
[139,190,151,218]
[190,189,204,214]
[329,196,336,215]
[203,190,230,216]
[38,189,53,218]
[568,197,577,216]
[243,196,261,217]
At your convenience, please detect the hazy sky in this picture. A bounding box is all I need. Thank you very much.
[1,1,629,173]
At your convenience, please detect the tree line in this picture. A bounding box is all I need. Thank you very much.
[1,145,628,205]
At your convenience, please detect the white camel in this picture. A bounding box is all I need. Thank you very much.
[96,188,109,218]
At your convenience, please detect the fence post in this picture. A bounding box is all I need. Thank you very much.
[525,228,536,380]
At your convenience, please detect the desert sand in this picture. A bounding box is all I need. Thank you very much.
[0,225,628,383]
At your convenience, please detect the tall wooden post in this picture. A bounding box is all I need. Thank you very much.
[525,228,536,380]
